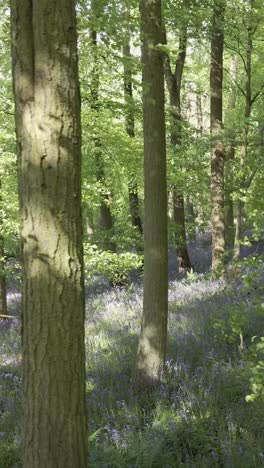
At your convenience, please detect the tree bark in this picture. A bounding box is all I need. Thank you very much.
[210,0,226,274]
[123,40,143,239]
[11,1,87,466]
[163,28,192,272]
[136,0,168,385]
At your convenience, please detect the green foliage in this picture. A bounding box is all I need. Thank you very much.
[246,336,264,402]
[84,243,143,285]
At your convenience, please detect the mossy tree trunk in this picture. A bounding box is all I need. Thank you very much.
[11,1,87,466]
[210,0,226,274]
[136,0,168,385]
[163,28,192,272]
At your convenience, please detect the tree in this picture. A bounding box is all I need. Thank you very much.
[136,0,168,385]
[224,55,238,248]
[0,181,7,317]
[210,0,226,274]
[163,25,192,272]
[90,27,116,251]
[123,36,143,239]
[11,1,87,466]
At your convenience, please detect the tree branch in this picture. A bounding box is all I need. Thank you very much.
[223,66,247,98]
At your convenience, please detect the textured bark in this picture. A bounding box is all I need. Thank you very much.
[210,0,226,274]
[163,28,192,272]
[136,0,168,385]
[11,1,87,466]
[91,29,115,251]
[123,40,143,238]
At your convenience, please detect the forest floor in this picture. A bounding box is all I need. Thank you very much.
[1,234,264,467]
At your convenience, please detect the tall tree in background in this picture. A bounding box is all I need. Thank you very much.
[136,0,168,385]
[163,25,192,272]
[123,35,143,239]
[210,0,226,274]
[11,0,87,466]
[90,26,116,251]
[225,55,238,248]
[233,0,260,258]
[0,177,7,317]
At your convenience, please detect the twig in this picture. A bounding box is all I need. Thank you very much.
[0,314,17,319]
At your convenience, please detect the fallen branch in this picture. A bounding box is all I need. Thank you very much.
[0,314,17,319]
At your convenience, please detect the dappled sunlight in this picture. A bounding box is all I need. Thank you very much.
[2,258,264,465]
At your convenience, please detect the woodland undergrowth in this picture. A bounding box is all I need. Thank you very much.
[0,252,264,467]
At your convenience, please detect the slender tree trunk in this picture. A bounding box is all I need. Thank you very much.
[0,179,7,317]
[136,0,168,385]
[210,0,226,274]
[234,26,252,259]
[225,56,238,248]
[0,238,7,317]
[11,1,87,466]
[90,29,115,251]
[186,196,196,240]
[196,92,203,135]
[123,40,143,238]
[164,29,192,272]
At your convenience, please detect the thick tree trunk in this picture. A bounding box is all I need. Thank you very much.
[210,0,226,274]
[164,29,192,272]
[11,1,87,467]
[136,0,168,385]
[91,29,115,251]
[123,40,143,238]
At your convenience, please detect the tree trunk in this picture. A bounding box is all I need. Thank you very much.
[210,0,226,274]
[163,28,192,272]
[136,0,168,385]
[196,92,203,136]
[186,196,196,241]
[11,1,87,466]
[234,24,252,259]
[173,191,191,270]
[123,40,143,238]
[0,239,7,317]
[0,179,7,317]
[225,55,238,248]
[90,29,115,251]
